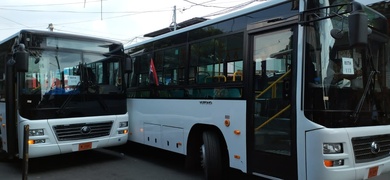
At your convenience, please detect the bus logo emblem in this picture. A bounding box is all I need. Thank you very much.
[199,101,212,105]
[370,141,380,154]
[81,126,92,134]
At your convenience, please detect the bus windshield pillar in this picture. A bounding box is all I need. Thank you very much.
[5,54,17,157]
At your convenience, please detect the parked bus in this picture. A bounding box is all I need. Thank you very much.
[124,0,390,179]
[0,29,129,159]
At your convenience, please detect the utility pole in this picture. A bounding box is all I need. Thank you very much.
[170,6,177,31]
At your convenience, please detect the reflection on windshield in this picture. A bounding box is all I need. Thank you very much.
[304,0,390,128]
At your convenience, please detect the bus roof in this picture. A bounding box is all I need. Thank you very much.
[0,29,123,45]
[124,0,286,49]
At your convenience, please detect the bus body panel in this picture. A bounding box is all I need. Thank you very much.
[18,113,128,158]
[306,126,390,179]
[127,98,247,172]
[296,111,324,179]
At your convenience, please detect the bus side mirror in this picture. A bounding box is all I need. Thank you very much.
[14,44,29,72]
[124,56,133,73]
[348,2,368,47]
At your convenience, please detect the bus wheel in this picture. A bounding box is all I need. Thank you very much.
[201,130,223,179]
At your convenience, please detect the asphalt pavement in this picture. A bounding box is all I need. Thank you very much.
[0,143,205,180]
[0,142,259,180]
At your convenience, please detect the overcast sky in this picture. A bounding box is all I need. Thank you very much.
[0,0,384,46]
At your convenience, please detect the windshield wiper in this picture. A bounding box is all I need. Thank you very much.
[56,81,80,116]
[352,70,376,123]
[56,65,107,116]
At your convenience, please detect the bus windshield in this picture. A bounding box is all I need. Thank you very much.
[24,50,121,95]
[20,35,126,120]
[304,0,390,128]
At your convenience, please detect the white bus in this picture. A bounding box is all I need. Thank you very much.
[124,0,390,179]
[0,29,129,159]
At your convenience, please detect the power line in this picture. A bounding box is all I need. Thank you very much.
[180,0,247,12]
[182,0,225,10]
[0,6,171,39]
[0,7,170,14]
[0,0,105,7]
[0,15,30,28]
[0,0,265,43]
[202,0,265,17]
[56,0,265,40]
[0,0,259,15]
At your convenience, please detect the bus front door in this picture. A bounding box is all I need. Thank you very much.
[247,21,297,179]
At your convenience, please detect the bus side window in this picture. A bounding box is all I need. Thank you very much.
[213,88,241,98]
[225,88,241,98]
[205,75,226,83]
[196,71,209,84]
[232,70,243,82]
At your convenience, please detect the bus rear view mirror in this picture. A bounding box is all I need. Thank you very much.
[348,2,368,47]
[14,44,29,72]
[124,56,133,73]
[331,29,344,39]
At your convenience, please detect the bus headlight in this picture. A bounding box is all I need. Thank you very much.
[29,129,44,136]
[323,143,343,154]
[119,121,128,128]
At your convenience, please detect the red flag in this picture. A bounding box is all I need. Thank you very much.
[149,58,159,86]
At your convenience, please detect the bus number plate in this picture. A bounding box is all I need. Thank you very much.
[368,166,378,178]
[79,142,92,151]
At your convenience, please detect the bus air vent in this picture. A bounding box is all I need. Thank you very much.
[53,121,113,141]
[352,134,390,163]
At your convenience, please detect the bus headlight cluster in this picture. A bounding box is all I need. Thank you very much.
[323,143,344,167]
[119,121,128,128]
[323,143,343,154]
[29,129,44,136]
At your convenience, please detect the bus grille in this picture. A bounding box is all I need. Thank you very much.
[53,121,113,141]
[352,134,390,163]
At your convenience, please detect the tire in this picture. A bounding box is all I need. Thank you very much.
[201,131,224,179]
